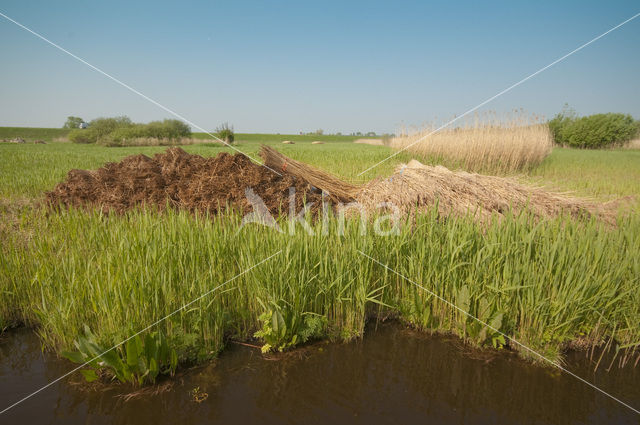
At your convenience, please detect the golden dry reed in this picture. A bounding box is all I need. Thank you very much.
[391,111,553,173]
[624,138,640,150]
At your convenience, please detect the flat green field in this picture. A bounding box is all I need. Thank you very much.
[529,147,640,200]
[0,127,71,142]
[0,126,370,144]
[192,132,370,143]
[1,135,639,384]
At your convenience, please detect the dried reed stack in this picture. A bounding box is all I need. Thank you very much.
[260,145,359,202]
[356,160,615,223]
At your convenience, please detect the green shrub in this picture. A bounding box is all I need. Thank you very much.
[549,108,637,148]
[97,126,147,146]
[215,122,234,144]
[565,114,636,148]
[97,119,191,146]
[162,119,191,138]
[548,105,576,145]
[68,128,98,144]
[89,116,134,139]
[69,116,133,144]
[143,119,191,139]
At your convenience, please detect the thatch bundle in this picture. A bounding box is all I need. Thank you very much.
[260,145,359,202]
[355,160,615,223]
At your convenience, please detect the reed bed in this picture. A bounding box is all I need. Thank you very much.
[1,207,639,376]
[624,138,640,150]
[391,112,553,173]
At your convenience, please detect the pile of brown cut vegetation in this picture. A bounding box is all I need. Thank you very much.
[46,147,322,217]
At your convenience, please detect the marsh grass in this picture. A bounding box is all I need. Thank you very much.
[391,113,552,173]
[1,206,639,378]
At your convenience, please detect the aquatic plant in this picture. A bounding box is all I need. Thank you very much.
[62,326,178,385]
[254,302,327,353]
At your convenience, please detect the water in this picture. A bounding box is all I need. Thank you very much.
[1,323,639,424]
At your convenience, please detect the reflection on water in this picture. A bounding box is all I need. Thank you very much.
[1,323,639,424]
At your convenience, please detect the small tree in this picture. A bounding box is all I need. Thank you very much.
[215,122,235,144]
[63,116,85,129]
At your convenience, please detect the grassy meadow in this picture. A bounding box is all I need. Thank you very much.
[0,126,368,144]
[1,131,639,384]
[0,127,71,142]
[529,147,640,200]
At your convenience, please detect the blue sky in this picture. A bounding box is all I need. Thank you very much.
[1,0,638,134]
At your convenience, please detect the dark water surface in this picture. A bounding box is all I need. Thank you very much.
[1,323,639,424]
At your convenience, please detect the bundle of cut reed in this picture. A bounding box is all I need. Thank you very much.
[356,160,616,224]
[260,145,359,202]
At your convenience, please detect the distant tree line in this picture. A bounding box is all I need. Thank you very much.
[66,116,191,145]
[549,105,639,148]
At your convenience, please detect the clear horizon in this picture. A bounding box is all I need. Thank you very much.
[1,0,639,134]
